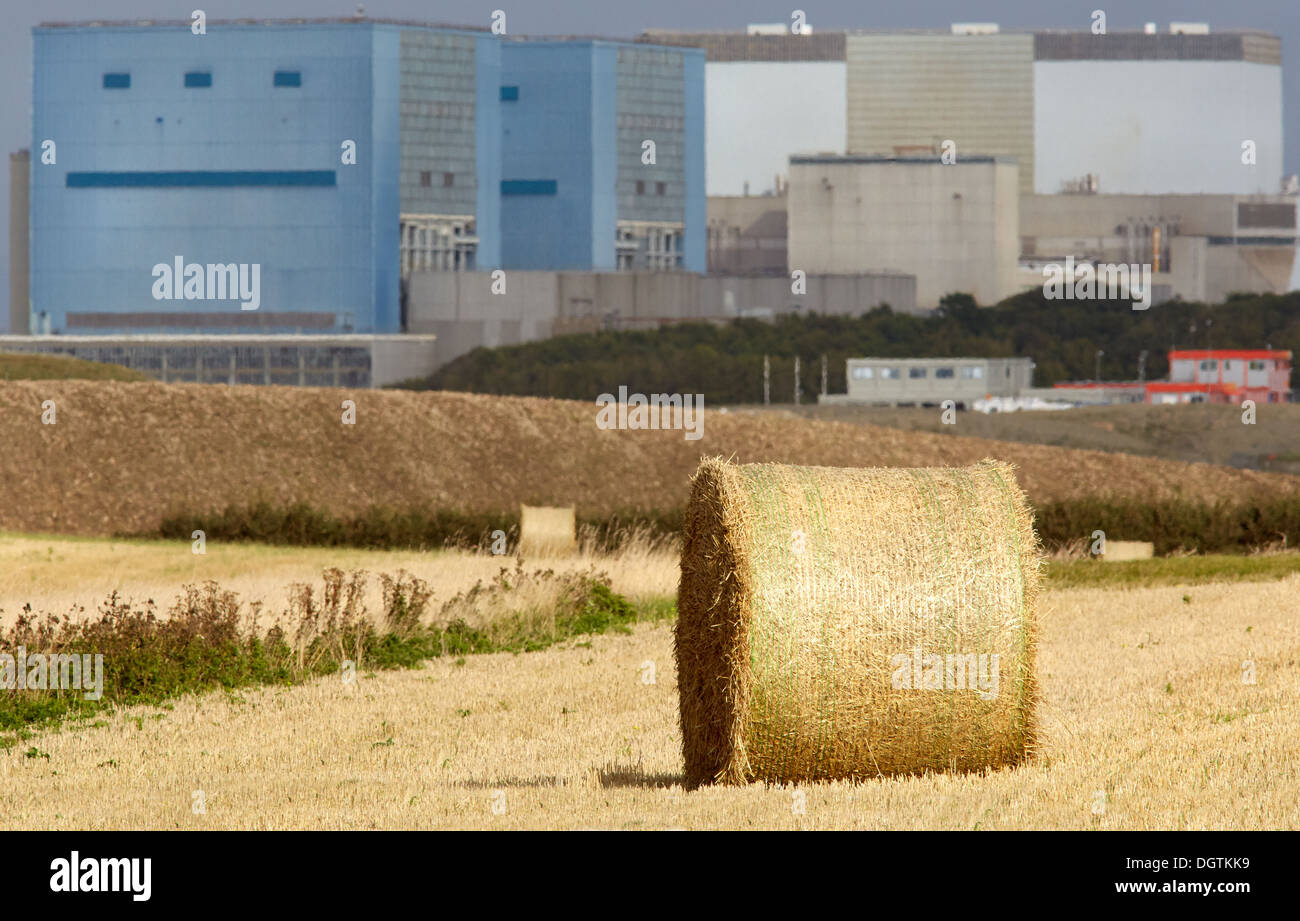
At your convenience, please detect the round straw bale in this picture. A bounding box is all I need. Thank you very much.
[675,457,1042,787]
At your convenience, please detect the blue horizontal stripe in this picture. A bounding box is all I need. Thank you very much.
[67,170,337,188]
[501,179,557,196]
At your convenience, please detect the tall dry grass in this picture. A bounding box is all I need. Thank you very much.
[0,530,680,630]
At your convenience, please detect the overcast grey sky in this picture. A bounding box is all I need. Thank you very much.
[4,0,1298,329]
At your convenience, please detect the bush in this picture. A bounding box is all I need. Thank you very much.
[153,497,1300,556]
[0,566,658,745]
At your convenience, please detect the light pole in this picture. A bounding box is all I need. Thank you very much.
[1095,349,1104,383]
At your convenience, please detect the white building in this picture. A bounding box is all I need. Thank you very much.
[821,357,1035,407]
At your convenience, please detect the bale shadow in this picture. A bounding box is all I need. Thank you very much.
[453,776,565,789]
[597,764,685,789]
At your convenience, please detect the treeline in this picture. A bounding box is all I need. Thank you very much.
[153,495,1300,556]
[396,290,1300,403]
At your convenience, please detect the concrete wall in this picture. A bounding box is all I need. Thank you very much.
[1034,61,1283,195]
[788,156,1019,307]
[845,33,1035,196]
[705,62,846,196]
[408,269,917,370]
[1172,237,1298,302]
[707,195,787,275]
[1022,192,1297,300]
[8,150,28,334]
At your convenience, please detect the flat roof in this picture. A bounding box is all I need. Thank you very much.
[0,335,436,344]
[1169,349,1291,360]
[791,154,1014,165]
[37,17,487,32]
[34,18,701,52]
[642,28,1280,64]
[848,356,1032,363]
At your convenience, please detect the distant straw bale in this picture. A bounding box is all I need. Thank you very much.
[675,457,1042,787]
[520,505,577,557]
[1102,541,1155,562]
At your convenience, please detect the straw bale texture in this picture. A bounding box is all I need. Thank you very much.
[675,457,1042,786]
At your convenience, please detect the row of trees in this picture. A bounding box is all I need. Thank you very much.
[398,290,1300,403]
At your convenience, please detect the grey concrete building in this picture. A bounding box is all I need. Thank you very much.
[1019,192,1297,303]
[407,269,917,371]
[787,155,1020,307]
[707,194,788,274]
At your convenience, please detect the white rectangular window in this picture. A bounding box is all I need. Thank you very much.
[851,367,873,380]
[880,367,900,380]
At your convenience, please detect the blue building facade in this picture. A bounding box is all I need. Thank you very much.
[31,20,499,335]
[28,21,701,337]
[499,40,705,272]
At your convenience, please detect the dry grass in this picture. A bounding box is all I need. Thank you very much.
[1,570,1296,829]
[0,532,679,629]
[3,380,1297,536]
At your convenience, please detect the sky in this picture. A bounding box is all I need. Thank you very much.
[3,0,1298,328]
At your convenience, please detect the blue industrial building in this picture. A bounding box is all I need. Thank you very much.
[499,40,705,272]
[26,18,703,338]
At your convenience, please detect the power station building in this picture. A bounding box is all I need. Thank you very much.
[30,18,501,337]
[662,22,1296,304]
[659,23,1284,198]
[19,17,705,342]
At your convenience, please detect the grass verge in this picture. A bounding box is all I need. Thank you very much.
[0,563,672,748]
[1046,553,1300,589]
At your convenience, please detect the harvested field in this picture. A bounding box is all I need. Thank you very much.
[2,574,1296,830]
[2,380,1298,537]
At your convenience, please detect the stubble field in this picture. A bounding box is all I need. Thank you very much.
[1,537,1295,830]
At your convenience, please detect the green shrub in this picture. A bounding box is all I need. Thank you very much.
[153,497,1300,556]
[0,566,662,746]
